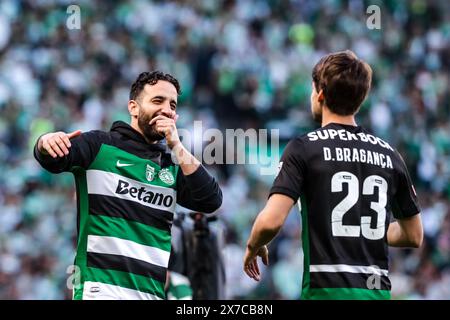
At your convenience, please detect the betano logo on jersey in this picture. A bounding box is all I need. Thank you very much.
[115,179,174,208]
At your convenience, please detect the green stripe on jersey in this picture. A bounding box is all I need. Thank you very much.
[299,195,390,301]
[167,272,192,300]
[85,266,166,299]
[299,196,311,300]
[304,288,391,300]
[168,284,192,300]
[71,144,179,299]
[89,144,178,189]
[88,215,171,252]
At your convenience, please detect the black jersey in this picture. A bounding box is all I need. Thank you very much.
[270,123,420,300]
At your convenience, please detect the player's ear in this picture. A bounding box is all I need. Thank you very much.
[128,100,139,118]
[317,89,325,105]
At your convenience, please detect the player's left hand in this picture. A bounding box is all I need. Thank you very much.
[243,245,269,281]
[150,114,180,149]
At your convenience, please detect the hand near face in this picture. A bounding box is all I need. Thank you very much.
[149,114,180,149]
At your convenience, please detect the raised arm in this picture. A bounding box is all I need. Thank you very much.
[151,114,222,213]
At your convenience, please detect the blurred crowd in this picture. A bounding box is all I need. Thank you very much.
[0,0,449,299]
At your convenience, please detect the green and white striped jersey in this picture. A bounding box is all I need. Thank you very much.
[167,272,193,300]
[34,121,222,300]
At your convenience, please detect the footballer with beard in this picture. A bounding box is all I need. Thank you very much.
[34,71,222,300]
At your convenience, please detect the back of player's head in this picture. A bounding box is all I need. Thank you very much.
[312,50,372,116]
[129,70,181,101]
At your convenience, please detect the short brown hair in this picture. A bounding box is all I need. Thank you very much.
[312,50,372,115]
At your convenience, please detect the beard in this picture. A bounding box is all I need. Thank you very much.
[138,111,165,142]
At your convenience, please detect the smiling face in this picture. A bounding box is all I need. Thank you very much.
[129,80,178,142]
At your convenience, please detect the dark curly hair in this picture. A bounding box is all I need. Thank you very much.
[129,71,181,101]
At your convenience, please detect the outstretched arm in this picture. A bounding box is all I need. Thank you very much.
[34,130,82,173]
[243,193,294,281]
[37,130,82,158]
[34,129,107,173]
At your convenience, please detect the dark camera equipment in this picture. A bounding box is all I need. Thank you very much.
[171,212,225,300]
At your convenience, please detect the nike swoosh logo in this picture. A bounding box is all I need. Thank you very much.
[116,160,134,167]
